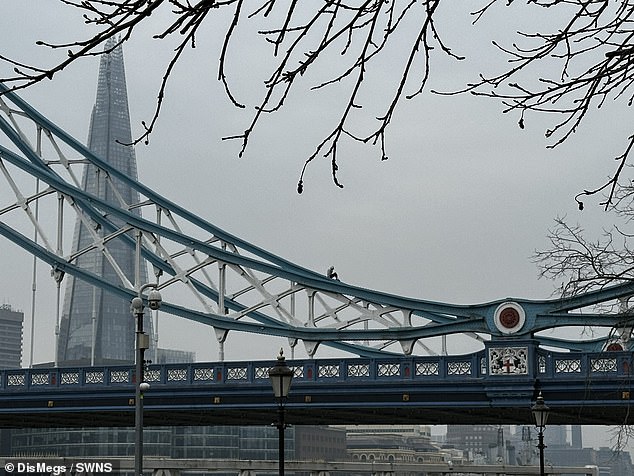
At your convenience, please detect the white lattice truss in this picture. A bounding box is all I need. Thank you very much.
[2,84,634,359]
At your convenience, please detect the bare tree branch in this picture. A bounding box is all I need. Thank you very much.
[448,0,634,208]
[2,0,634,198]
[0,0,476,193]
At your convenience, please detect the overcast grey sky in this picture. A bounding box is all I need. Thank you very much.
[0,1,628,450]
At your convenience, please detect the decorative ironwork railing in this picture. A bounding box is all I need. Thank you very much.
[3,349,630,391]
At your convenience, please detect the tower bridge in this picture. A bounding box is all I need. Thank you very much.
[1,42,634,428]
[2,77,634,358]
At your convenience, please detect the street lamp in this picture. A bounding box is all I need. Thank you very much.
[131,284,162,476]
[532,391,550,476]
[269,349,294,476]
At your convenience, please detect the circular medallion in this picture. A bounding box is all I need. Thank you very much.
[493,302,526,335]
[606,342,624,351]
[499,307,520,329]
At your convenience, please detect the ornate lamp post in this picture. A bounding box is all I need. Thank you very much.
[269,349,294,476]
[532,392,550,476]
[131,284,162,476]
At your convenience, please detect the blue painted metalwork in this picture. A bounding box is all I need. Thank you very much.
[0,345,632,427]
[1,82,634,362]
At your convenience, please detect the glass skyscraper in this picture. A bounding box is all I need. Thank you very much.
[56,37,151,366]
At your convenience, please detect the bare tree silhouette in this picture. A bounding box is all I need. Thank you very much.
[1,0,633,199]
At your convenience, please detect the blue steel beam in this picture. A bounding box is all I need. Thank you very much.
[0,149,624,346]
[1,83,634,357]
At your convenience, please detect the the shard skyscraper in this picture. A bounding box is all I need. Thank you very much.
[56,38,152,366]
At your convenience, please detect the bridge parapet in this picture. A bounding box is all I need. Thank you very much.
[1,346,631,392]
[1,353,491,392]
[535,348,632,379]
[1,348,632,427]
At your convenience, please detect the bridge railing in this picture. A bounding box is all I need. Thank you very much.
[535,349,633,380]
[1,350,630,392]
[0,354,484,391]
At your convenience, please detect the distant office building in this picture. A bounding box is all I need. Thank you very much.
[56,36,152,366]
[343,424,431,438]
[171,426,240,460]
[295,426,347,461]
[446,425,510,463]
[155,348,196,364]
[342,425,443,465]
[546,446,633,476]
[0,304,23,369]
[545,425,568,447]
[10,427,172,458]
[571,425,583,449]
[0,304,23,456]
[594,447,634,476]
[512,425,536,466]
[546,446,597,473]
[10,424,346,463]
[170,425,346,462]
